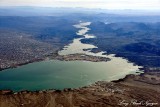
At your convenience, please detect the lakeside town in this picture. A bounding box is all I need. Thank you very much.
[0,5,160,107]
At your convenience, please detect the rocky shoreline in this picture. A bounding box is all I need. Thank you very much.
[0,52,159,107]
[53,53,111,62]
[0,70,160,107]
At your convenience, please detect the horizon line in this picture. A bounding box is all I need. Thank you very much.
[0,6,160,11]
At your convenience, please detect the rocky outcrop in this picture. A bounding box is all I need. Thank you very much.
[53,53,111,62]
[0,72,159,107]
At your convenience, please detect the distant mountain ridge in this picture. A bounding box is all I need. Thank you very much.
[0,6,160,16]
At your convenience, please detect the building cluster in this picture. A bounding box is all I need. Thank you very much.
[0,32,55,70]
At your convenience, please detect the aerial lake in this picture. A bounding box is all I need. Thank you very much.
[0,22,142,91]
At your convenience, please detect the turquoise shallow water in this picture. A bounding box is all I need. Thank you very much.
[0,22,142,91]
[0,60,140,91]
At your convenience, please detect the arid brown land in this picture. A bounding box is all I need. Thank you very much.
[0,71,159,107]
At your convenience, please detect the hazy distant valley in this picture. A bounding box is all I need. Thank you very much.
[0,7,160,69]
[0,7,160,107]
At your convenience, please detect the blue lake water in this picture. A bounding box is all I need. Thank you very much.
[0,22,142,91]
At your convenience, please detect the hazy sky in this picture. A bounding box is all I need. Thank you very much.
[0,0,160,10]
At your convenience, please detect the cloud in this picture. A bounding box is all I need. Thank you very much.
[0,0,160,10]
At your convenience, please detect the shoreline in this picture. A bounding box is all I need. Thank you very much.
[0,72,143,94]
[0,46,159,106]
[0,51,144,93]
[0,71,159,107]
[0,52,111,72]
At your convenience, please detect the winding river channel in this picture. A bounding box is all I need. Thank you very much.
[0,22,142,91]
